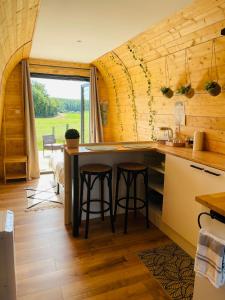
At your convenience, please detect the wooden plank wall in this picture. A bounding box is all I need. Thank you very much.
[0,63,25,178]
[29,58,91,78]
[0,0,40,133]
[94,0,225,154]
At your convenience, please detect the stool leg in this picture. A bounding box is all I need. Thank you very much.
[124,171,130,234]
[114,168,121,222]
[108,171,115,233]
[100,175,105,221]
[144,170,149,228]
[79,174,84,226]
[133,173,137,218]
[85,174,91,239]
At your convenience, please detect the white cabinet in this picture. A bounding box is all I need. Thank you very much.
[162,154,225,247]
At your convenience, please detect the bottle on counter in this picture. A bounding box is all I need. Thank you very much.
[193,131,204,151]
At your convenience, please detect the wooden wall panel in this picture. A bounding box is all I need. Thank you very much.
[0,63,25,178]
[0,0,40,133]
[94,0,225,155]
[29,58,91,78]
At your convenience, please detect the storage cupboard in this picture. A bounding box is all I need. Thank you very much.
[162,154,225,246]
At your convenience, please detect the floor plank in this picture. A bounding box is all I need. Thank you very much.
[0,175,171,300]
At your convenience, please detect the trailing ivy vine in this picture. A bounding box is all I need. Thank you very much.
[127,41,156,141]
[96,59,124,140]
[110,51,138,141]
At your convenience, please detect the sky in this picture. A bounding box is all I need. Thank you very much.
[31,77,89,99]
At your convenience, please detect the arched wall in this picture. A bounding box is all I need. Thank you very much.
[94,0,225,154]
[0,0,40,131]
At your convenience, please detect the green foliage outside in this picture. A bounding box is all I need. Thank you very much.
[57,97,90,113]
[32,82,59,117]
[32,81,90,117]
[35,112,89,150]
[32,81,90,150]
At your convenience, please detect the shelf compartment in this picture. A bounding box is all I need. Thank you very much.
[149,165,165,174]
[5,135,25,141]
[6,173,27,180]
[149,182,164,195]
[4,155,27,163]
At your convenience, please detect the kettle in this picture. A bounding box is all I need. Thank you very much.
[157,127,173,144]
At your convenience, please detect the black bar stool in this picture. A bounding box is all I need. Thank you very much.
[79,164,115,239]
[114,162,149,233]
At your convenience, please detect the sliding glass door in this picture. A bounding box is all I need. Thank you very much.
[81,83,90,143]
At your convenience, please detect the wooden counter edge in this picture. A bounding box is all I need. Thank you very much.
[64,141,225,172]
[196,193,225,217]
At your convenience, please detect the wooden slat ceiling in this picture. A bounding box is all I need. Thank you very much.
[0,0,40,131]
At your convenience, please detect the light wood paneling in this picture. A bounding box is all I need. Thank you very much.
[0,63,27,179]
[29,58,91,78]
[94,0,225,154]
[0,0,40,132]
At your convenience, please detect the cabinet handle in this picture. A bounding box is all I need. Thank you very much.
[190,164,204,171]
[204,169,221,176]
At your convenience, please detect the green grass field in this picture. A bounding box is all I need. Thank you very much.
[35,112,89,150]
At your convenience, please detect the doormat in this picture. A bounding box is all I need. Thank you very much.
[138,243,195,300]
[25,184,63,212]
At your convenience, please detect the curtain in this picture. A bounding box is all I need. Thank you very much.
[22,60,40,179]
[90,66,103,143]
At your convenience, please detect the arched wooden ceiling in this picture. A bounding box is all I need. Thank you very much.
[0,0,40,131]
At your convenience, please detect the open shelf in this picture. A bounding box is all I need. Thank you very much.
[149,201,162,216]
[6,173,27,180]
[149,165,165,174]
[4,155,27,163]
[149,182,164,195]
[5,135,25,141]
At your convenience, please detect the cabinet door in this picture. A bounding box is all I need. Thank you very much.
[162,154,225,246]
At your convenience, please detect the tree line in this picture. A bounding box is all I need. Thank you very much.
[32,81,89,118]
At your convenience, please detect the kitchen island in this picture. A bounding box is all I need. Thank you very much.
[64,141,225,237]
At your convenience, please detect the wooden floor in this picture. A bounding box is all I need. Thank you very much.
[0,175,172,300]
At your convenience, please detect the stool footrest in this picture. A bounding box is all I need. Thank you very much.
[81,199,110,214]
[117,197,146,211]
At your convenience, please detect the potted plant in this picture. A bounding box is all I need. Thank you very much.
[177,84,194,98]
[160,86,173,98]
[65,129,80,149]
[204,81,221,96]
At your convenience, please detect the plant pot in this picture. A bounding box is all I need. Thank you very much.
[208,83,221,96]
[66,138,79,149]
[163,89,173,98]
[185,87,195,98]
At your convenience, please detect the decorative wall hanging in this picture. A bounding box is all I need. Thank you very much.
[174,101,185,127]
[160,56,173,98]
[177,49,194,98]
[100,101,108,126]
[204,39,221,96]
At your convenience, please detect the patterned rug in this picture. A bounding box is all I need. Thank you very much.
[138,243,195,300]
[25,184,63,212]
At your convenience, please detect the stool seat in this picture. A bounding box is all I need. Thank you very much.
[80,164,112,174]
[114,162,149,233]
[117,162,147,172]
[79,164,114,238]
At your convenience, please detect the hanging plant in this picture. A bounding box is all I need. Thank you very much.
[177,84,192,96]
[205,81,221,96]
[110,51,138,140]
[177,49,194,98]
[161,86,173,98]
[204,39,221,97]
[127,41,156,140]
[160,56,174,98]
